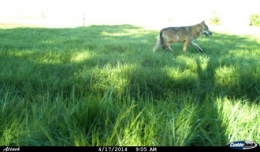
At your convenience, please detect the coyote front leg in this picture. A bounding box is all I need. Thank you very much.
[183,41,189,52]
[191,41,203,52]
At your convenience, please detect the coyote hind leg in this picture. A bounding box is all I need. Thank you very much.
[165,45,173,52]
[153,36,173,53]
[153,42,160,53]
[153,38,161,53]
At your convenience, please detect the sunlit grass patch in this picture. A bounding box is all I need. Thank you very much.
[216,97,260,143]
[215,65,240,87]
[71,52,92,63]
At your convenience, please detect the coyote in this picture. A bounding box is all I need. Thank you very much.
[153,21,212,53]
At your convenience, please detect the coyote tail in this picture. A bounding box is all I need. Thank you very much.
[159,30,166,49]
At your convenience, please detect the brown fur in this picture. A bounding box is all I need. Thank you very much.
[153,21,212,53]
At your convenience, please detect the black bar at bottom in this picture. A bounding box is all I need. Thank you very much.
[1,146,260,152]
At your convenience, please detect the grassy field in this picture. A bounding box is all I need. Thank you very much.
[0,25,260,146]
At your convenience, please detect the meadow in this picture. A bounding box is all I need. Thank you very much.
[0,25,259,146]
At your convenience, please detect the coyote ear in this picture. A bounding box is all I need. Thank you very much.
[201,21,205,24]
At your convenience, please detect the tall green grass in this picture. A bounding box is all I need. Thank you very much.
[0,25,259,146]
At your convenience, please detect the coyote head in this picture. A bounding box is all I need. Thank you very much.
[200,21,212,37]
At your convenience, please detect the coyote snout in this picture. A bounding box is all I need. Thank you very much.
[153,21,212,53]
[201,23,212,37]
